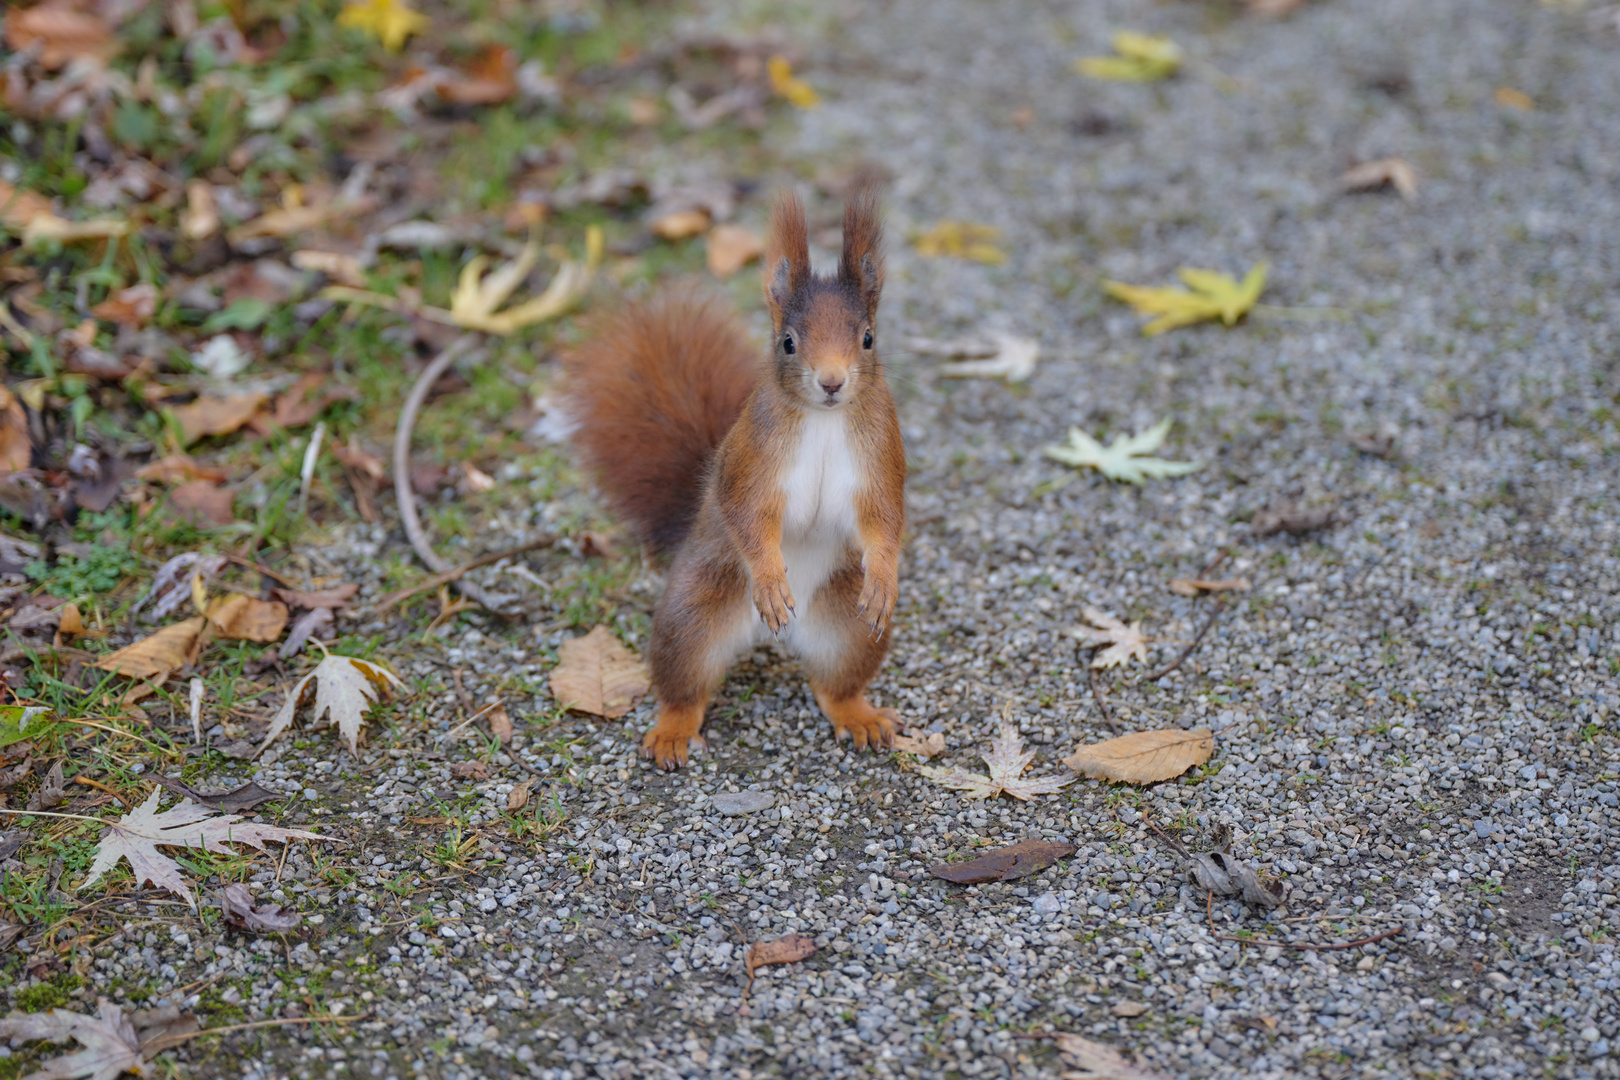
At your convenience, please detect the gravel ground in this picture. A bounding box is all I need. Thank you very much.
[8,0,1618,1077]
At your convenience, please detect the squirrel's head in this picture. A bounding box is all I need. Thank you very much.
[762,185,885,411]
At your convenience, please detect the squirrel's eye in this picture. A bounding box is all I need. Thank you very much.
[782,334,796,355]
[862,329,874,350]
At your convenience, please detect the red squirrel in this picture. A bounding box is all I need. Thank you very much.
[564,185,906,769]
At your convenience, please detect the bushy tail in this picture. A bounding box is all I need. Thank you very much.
[561,289,757,558]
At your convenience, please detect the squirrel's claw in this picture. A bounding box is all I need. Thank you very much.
[752,573,796,635]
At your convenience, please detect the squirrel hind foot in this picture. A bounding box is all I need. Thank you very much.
[815,693,902,751]
[642,705,707,770]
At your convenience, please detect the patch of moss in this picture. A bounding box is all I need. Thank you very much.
[14,972,84,1013]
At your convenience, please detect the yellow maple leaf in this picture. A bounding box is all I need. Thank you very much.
[1073,31,1182,82]
[448,226,603,335]
[1103,260,1268,336]
[913,221,1006,265]
[767,55,820,108]
[338,0,429,52]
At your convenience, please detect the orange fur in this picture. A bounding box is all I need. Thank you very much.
[566,182,905,769]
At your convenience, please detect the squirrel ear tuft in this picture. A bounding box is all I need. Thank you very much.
[839,182,884,314]
[764,190,810,323]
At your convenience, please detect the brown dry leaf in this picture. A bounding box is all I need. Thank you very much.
[929,837,1076,884]
[0,385,33,473]
[1340,157,1419,200]
[651,209,711,240]
[746,933,816,978]
[1074,607,1149,669]
[56,602,85,639]
[487,703,513,744]
[1187,824,1285,908]
[1251,503,1338,537]
[259,653,403,756]
[506,778,533,811]
[1168,576,1250,597]
[181,181,218,240]
[279,607,332,659]
[450,760,488,780]
[1054,1033,1174,1080]
[136,455,228,484]
[915,725,1075,801]
[96,617,209,679]
[0,1001,149,1080]
[227,204,330,245]
[23,213,130,245]
[892,731,946,759]
[1493,86,1534,111]
[166,480,234,526]
[219,883,301,933]
[706,224,765,277]
[206,595,288,642]
[153,776,281,813]
[549,625,650,719]
[1061,729,1215,785]
[90,284,159,328]
[436,45,518,106]
[290,250,364,286]
[2,2,117,70]
[271,584,358,610]
[0,180,55,230]
[169,393,266,445]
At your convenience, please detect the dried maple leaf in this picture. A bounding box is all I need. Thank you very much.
[94,617,209,679]
[1043,418,1199,485]
[219,883,302,933]
[205,595,288,642]
[706,224,765,277]
[1072,608,1148,669]
[1062,729,1215,784]
[1104,261,1267,336]
[767,56,819,108]
[549,625,650,719]
[1340,157,1419,200]
[167,393,267,446]
[258,653,403,756]
[337,0,428,51]
[81,790,330,908]
[1073,32,1182,82]
[915,725,1075,801]
[913,221,1006,265]
[446,227,602,335]
[1054,1033,1174,1079]
[0,1000,150,1080]
[892,731,946,758]
[910,332,1040,382]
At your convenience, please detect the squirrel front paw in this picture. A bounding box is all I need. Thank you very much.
[856,566,898,636]
[752,571,796,634]
[642,728,706,770]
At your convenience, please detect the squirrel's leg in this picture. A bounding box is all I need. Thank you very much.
[645,552,754,770]
[796,560,903,750]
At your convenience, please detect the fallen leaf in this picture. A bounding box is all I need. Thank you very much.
[226,204,332,246]
[1250,503,1338,537]
[1493,86,1534,111]
[915,725,1075,801]
[1168,576,1250,597]
[1104,261,1268,336]
[0,385,33,473]
[26,759,65,811]
[338,0,429,51]
[650,209,711,240]
[892,731,946,759]
[136,553,226,621]
[706,224,765,277]
[1186,824,1284,908]
[488,703,513,744]
[95,618,209,679]
[90,284,158,328]
[450,760,488,780]
[1348,431,1396,458]
[1111,1001,1149,1018]
[766,55,819,108]
[1042,418,1200,484]
[165,480,234,527]
[746,933,817,977]
[136,456,228,485]
[290,250,364,286]
[1073,607,1149,668]
[1245,0,1308,16]
[168,393,266,445]
[206,595,288,642]
[436,45,518,106]
[1054,1033,1174,1080]
[153,777,281,813]
[259,653,404,756]
[929,837,1077,884]
[81,789,330,908]
[279,606,332,660]
[1074,32,1182,82]
[1061,729,1215,784]
[23,213,130,245]
[219,883,301,933]
[272,584,358,610]
[0,181,55,232]
[460,461,495,493]
[914,221,1006,265]
[506,779,533,811]
[0,1001,149,1080]
[2,2,118,70]
[549,625,650,719]
[446,227,602,335]
[180,181,218,240]
[1339,157,1419,200]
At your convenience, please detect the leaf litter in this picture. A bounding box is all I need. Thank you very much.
[915,725,1075,801]
[1073,32,1182,82]
[0,1000,151,1080]
[259,653,405,757]
[1043,418,1200,485]
[1062,729,1216,785]
[1072,608,1149,669]
[548,626,651,719]
[930,838,1076,884]
[1103,261,1268,336]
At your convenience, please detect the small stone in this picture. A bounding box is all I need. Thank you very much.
[711,791,775,816]
[1112,1001,1148,1017]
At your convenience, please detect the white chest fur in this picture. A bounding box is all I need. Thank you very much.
[777,410,860,613]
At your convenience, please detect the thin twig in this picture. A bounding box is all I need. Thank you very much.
[1088,665,1115,727]
[72,775,134,809]
[1205,891,1404,952]
[1143,812,1190,859]
[1142,600,1225,682]
[141,1013,368,1054]
[1196,547,1230,579]
[373,536,558,614]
